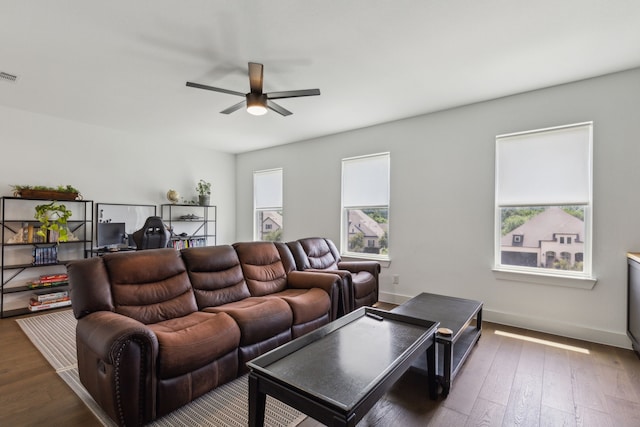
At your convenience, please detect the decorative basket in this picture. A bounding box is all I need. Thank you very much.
[18,190,79,201]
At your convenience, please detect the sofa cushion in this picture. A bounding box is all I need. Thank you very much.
[148,311,240,379]
[233,242,288,296]
[204,297,292,346]
[181,245,251,308]
[267,288,331,325]
[297,237,340,270]
[103,248,198,324]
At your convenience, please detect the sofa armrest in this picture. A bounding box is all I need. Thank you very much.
[337,261,381,276]
[287,270,341,320]
[76,311,159,425]
[77,311,159,363]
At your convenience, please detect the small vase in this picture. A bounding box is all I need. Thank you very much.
[198,195,210,206]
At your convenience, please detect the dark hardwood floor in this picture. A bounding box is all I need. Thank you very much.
[2,306,640,426]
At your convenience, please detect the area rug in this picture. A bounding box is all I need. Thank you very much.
[16,310,306,427]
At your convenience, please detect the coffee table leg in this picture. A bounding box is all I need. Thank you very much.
[426,341,438,400]
[248,373,266,427]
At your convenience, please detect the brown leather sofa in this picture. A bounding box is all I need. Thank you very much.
[68,242,341,426]
[287,237,381,315]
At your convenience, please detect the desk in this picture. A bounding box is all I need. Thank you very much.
[86,247,136,257]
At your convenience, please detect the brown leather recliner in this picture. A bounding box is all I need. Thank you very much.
[181,243,339,374]
[287,237,381,315]
[232,241,339,338]
[68,249,240,426]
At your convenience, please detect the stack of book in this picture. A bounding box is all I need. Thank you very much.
[27,273,69,289]
[32,246,58,265]
[28,289,71,312]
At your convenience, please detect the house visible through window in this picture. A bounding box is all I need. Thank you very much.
[341,152,390,259]
[254,168,283,242]
[495,122,593,278]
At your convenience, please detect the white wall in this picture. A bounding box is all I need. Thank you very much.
[0,105,236,245]
[236,67,640,348]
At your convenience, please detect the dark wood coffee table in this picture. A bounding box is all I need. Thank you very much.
[392,292,482,396]
[247,307,439,427]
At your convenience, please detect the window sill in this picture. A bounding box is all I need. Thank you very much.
[492,268,597,290]
[341,253,391,268]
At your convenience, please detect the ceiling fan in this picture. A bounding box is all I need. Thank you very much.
[186,62,320,117]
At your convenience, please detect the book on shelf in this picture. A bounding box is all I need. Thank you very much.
[27,298,72,312]
[26,273,69,289]
[32,246,58,265]
[33,289,69,302]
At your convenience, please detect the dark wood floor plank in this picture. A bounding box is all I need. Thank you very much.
[604,395,640,426]
[442,326,502,415]
[464,397,505,427]
[478,333,523,406]
[502,372,543,426]
[539,405,576,427]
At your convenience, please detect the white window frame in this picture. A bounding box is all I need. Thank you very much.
[253,168,283,242]
[493,122,596,289]
[341,152,390,261]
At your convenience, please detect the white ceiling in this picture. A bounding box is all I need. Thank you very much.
[1,1,640,154]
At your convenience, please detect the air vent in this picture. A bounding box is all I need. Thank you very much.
[0,72,18,83]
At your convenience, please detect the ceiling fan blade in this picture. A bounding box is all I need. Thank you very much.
[186,81,245,97]
[267,100,293,116]
[266,88,321,100]
[220,100,246,114]
[248,62,264,94]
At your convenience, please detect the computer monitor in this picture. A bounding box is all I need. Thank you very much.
[97,222,126,248]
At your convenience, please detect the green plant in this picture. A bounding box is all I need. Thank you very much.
[34,202,73,242]
[196,180,211,196]
[11,184,79,194]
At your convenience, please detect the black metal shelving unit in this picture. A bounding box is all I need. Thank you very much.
[160,204,216,249]
[1,197,93,318]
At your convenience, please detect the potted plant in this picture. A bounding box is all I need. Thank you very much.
[196,180,211,206]
[34,202,73,242]
[11,184,81,201]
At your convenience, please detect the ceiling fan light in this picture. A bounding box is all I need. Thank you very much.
[246,93,267,116]
[247,105,267,116]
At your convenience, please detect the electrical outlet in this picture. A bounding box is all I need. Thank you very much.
[392,274,400,284]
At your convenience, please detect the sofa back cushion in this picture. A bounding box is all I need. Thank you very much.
[181,245,251,308]
[103,248,197,324]
[294,237,341,270]
[68,256,115,319]
[233,242,291,296]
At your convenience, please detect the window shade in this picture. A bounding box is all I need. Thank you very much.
[342,153,390,207]
[496,123,592,206]
[254,169,283,209]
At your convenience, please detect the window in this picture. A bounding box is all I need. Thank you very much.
[495,122,593,279]
[254,168,283,242]
[341,153,390,259]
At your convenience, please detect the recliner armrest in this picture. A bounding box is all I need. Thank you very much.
[287,270,341,320]
[76,311,159,425]
[337,261,381,276]
[76,311,159,363]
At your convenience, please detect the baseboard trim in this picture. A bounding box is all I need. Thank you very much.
[379,292,631,349]
[484,309,631,350]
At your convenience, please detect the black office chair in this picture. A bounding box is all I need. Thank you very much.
[132,216,171,250]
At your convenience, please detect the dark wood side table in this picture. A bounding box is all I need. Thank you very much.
[392,292,482,396]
